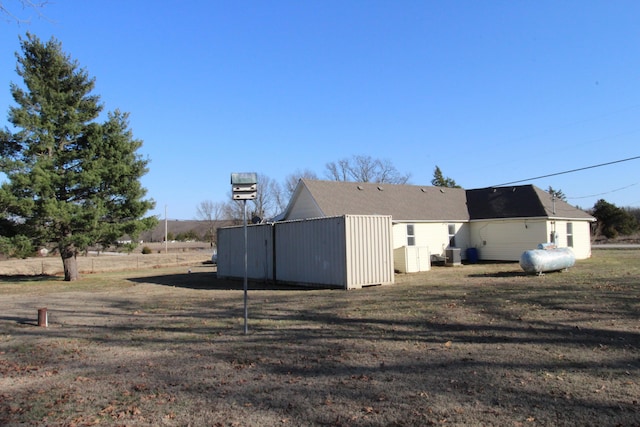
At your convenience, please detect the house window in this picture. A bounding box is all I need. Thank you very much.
[407,224,415,246]
[566,223,573,247]
[448,224,456,247]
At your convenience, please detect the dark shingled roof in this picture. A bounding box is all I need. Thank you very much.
[289,180,594,222]
[465,185,595,220]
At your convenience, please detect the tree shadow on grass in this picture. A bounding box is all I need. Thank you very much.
[467,270,528,278]
[127,271,322,291]
[468,267,580,278]
[0,315,38,325]
[0,274,61,283]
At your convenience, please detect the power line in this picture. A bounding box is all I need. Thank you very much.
[492,155,640,187]
[567,182,639,200]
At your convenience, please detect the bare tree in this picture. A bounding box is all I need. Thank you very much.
[222,198,244,225]
[284,168,318,199]
[351,155,379,182]
[376,158,410,184]
[251,174,283,221]
[326,158,351,181]
[1,1,48,23]
[251,177,271,222]
[195,200,226,248]
[267,177,288,216]
[325,155,410,184]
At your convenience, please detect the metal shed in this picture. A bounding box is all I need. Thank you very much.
[217,223,273,281]
[217,215,394,290]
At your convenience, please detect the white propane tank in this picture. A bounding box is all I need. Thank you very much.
[520,247,575,274]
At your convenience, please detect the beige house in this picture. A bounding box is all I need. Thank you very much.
[281,180,595,265]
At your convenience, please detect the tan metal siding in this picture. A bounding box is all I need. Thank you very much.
[344,215,394,288]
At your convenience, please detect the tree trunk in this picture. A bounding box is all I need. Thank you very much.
[61,245,79,281]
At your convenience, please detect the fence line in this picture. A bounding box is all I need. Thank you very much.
[0,252,210,276]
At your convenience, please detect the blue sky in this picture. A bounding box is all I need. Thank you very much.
[1,0,639,219]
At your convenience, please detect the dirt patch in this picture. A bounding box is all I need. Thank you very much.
[0,251,638,426]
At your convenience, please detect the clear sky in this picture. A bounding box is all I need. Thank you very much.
[1,0,639,219]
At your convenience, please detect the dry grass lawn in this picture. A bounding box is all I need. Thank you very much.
[0,250,638,426]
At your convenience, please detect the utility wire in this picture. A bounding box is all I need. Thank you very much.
[492,155,640,187]
[567,182,639,200]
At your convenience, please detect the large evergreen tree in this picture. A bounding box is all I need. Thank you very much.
[0,33,156,280]
[546,186,567,201]
[592,199,639,239]
[431,165,461,188]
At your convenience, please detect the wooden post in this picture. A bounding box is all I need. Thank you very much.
[37,308,48,327]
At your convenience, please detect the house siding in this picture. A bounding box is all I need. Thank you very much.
[573,221,593,259]
[469,219,547,261]
[451,223,471,255]
[392,222,471,259]
[548,220,592,259]
[286,187,323,220]
[469,219,592,261]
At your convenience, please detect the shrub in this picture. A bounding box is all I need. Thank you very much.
[141,246,152,254]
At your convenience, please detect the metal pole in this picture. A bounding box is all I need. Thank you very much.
[243,199,248,334]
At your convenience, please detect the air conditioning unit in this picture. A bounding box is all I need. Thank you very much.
[445,248,461,267]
